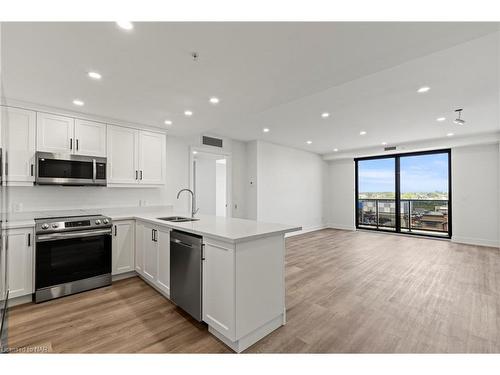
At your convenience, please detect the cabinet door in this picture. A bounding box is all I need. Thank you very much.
[203,240,235,340]
[112,220,135,275]
[143,225,158,282]
[6,227,33,299]
[138,131,166,185]
[74,119,106,157]
[156,228,170,296]
[107,125,139,185]
[36,112,74,153]
[1,107,36,184]
[135,222,144,275]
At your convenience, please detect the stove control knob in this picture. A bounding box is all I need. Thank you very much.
[41,223,49,230]
[103,219,109,225]
[52,223,59,229]
[95,219,101,225]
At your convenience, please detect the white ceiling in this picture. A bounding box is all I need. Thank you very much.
[1,22,499,154]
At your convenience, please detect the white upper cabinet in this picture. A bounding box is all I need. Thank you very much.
[36,112,74,153]
[138,131,166,185]
[37,113,106,156]
[74,119,106,157]
[107,125,166,186]
[107,125,139,185]
[1,107,36,185]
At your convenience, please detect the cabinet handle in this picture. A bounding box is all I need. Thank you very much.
[135,170,138,180]
[76,139,79,151]
[140,170,143,180]
[27,233,31,247]
[114,225,117,236]
[31,164,34,176]
[70,138,73,150]
[151,229,154,241]
[202,243,205,261]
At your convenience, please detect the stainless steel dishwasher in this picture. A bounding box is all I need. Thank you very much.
[170,230,203,321]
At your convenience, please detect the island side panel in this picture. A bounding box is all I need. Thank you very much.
[202,237,236,341]
[234,234,285,340]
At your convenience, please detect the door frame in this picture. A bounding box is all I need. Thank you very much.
[189,146,232,218]
[354,148,452,239]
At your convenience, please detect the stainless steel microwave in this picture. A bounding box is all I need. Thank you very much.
[35,152,107,186]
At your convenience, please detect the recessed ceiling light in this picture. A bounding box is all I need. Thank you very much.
[306,140,312,145]
[88,71,102,80]
[72,99,84,106]
[192,151,198,155]
[436,117,446,122]
[333,148,339,152]
[382,142,387,145]
[359,131,367,136]
[447,132,454,137]
[263,128,270,133]
[417,86,430,93]
[184,110,193,116]
[164,120,172,125]
[116,21,133,31]
[321,112,330,118]
[209,97,220,104]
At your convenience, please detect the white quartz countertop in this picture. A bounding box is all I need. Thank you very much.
[2,206,301,242]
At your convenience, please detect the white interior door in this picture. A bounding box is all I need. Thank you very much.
[74,119,106,157]
[107,125,139,184]
[36,112,74,153]
[193,151,228,217]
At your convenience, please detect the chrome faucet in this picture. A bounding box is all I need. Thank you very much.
[176,188,199,218]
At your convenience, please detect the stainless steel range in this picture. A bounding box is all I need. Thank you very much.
[34,215,112,303]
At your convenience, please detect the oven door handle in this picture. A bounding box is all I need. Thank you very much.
[36,229,112,242]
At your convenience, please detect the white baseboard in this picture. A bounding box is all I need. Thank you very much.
[452,236,499,248]
[326,223,356,231]
[285,225,327,237]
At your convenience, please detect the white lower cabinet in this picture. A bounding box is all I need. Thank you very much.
[135,220,170,298]
[143,225,158,282]
[111,220,135,275]
[156,227,170,295]
[135,221,145,275]
[203,238,236,340]
[4,227,34,299]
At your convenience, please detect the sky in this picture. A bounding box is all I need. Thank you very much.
[358,153,449,193]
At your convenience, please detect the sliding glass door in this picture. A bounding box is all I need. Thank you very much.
[355,149,451,238]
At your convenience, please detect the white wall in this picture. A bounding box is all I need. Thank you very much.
[251,141,326,232]
[452,143,499,247]
[231,139,248,219]
[216,161,227,217]
[245,141,258,220]
[325,159,356,230]
[324,143,500,247]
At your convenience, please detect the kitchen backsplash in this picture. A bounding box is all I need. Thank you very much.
[4,185,169,213]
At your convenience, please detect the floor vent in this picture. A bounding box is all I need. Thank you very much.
[202,136,223,148]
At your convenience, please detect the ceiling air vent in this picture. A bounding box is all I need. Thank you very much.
[384,146,397,152]
[202,135,223,148]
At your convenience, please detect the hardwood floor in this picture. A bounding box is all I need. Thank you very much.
[7,229,500,353]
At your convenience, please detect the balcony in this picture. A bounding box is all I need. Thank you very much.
[357,199,449,236]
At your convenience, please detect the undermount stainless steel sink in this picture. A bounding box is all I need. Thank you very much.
[157,216,200,223]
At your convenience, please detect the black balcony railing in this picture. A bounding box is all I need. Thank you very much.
[357,199,449,234]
